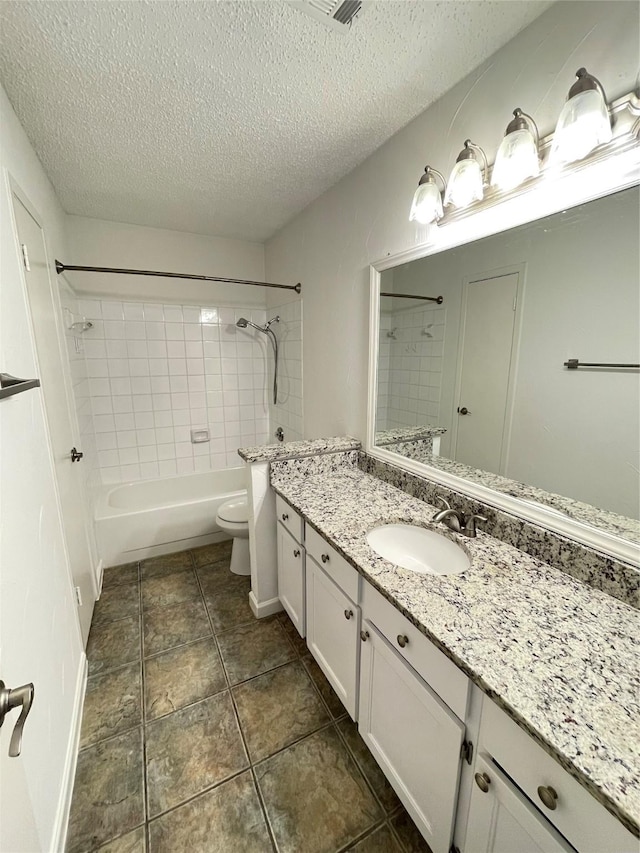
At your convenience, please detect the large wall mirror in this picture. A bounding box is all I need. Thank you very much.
[368,178,640,563]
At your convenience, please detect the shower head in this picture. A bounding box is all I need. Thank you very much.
[236,317,250,328]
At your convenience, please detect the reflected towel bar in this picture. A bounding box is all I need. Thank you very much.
[564,359,640,370]
[55,261,302,294]
[381,291,443,304]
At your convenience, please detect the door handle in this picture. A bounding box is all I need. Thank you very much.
[0,680,35,757]
[70,447,84,462]
[457,407,471,415]
[0,373,40,401]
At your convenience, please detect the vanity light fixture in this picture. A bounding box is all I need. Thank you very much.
[409,166,447,225]
[549,68,613,166]
[491,108,540,191]
[444,140,488,210]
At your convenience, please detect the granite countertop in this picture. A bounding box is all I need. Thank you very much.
[375,425,447,445]
[270,463,640,837]
[238,435,361,463]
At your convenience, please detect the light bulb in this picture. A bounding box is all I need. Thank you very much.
[492,109,540,191]
[408,166,446,225]
[444,157,484,209]
[550,69,612,166]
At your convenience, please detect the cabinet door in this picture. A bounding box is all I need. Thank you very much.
[358,621,465,853]
[464,755,576,853]
[277,522,305,636]
[306,557,359,719]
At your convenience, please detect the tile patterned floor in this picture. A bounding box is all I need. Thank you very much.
[67,544,431,853]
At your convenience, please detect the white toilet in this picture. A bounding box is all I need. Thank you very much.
[215,496,251,575]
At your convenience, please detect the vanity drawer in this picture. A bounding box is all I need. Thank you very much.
[361,581,469,720]
[275,494,303,543]
[480,696,637,853]
[305,525,359,603]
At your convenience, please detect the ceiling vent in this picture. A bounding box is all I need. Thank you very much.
[290,0,363,31]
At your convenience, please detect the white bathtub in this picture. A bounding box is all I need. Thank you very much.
[95,467,247,567]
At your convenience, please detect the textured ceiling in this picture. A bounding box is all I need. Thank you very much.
[0,0,551,241]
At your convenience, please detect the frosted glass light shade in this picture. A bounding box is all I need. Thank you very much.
[492,128,540,191]
[550,89,612,166]
[444,158,484,209]
[409,181,444,224]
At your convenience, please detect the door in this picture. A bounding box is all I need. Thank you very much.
[276,522,306,636]
[358,621,465,853]
[454,272,520,474]
[306,557,359,719]
[464,755,576,853]
[12,192,95,643]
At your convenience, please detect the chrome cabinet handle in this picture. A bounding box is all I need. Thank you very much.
[344,609,353,620]
[321,554,329,564]
[537,785,558,810]
[293,549,300,557]
[70,446,84,462]
[474,772,491,793]
[360,630,370,642]
[397,634,409,648]
[0,680,35,757]
[281,512,289,521]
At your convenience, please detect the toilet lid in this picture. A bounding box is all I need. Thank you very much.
[218,498,249,524]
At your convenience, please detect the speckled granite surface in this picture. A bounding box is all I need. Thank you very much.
[270,462,640,837]
[238,436,360,463]
[375,426,447,445]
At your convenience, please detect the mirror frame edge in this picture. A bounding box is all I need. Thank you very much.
[366,101,640,567]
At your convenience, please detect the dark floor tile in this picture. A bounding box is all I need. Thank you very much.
[81,663,142,749]
[338,718,401,814]
[255,726,382,853]
[87,616,141,676]
[148,771,271,853]
[203,580,254,632]
[347,824,403,852]
[191,539,232,568]
[390,808,432,852]
[233,660,329,762]
[143,598,211,657]
[277,611,307,656]
[146,692,248,817]
[93,582,140,625]
[140,550,194,579]
[66,728,144,853]
[301,653,346,718]
[96,825,146,852]
[141,569,200,611]
[102,563,139,589]
[217,619,295,685]
[144,637,227,720]
[196,559,242,594]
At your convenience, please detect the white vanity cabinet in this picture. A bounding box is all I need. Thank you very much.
[275,495,306,635]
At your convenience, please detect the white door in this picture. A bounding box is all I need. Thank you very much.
[454,272,519,474]
[358,621,465,853]
[276,522,306,636]
[12,192,95,643]
[464,755,575,853]
[306,557,359,719]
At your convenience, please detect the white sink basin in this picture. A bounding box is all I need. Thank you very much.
[366,523,470,575]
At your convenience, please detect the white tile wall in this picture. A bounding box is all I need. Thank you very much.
[267,298,303,442]
[77,299,271,484]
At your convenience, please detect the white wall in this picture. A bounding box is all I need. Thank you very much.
[267,297,303,443]
[265,1,639,443]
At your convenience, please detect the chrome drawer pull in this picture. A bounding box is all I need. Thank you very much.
[397,634,409,648]
[282,512,289,521]
[537,785,558,810]
[360,630,370,642]
[321,554,329,563]
[293,549,300,557]
[475,772,491,793]
[344,609,353,620]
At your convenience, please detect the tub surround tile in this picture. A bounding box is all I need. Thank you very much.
[81,663,142,748]
[144,637,226,720]
[102,562,140,589]
[95,826,146,853]
[140,550,194,579]
[337,718,401,815]
[141,568,201,611]
[87,615,141,676]
[191,539,233,567]
[145,692,248,817]
[255,726,382,853]
[270,462,640,836]
[238,435,360,463]
[232,660,330,762]
[66,728,145,853]
[148,771,272,853]
[93,581,141,625]
[217,618,296,685]
[143,598,211,657]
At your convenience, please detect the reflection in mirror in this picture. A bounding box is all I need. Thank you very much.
[375,186,639,543]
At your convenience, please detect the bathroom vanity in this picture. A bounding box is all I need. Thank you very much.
[270,455,638,853]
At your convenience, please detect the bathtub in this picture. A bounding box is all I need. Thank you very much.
[95,467,247,568]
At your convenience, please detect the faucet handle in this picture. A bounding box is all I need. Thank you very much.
[435,495,451,511]
[464,513,487,537]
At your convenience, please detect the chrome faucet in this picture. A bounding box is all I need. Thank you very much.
[432,497,487,538]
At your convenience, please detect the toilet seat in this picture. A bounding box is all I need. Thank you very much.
[215,496,250,576]
[217,497,249,525]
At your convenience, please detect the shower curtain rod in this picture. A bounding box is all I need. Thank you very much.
[380,291,443,304]
[55,261,302,294]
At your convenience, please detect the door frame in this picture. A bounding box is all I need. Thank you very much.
[450,263,526,476]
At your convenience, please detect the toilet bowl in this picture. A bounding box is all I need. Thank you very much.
[215,496,250,575]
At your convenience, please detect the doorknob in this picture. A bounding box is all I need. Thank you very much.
[70,447,84,462]
[0,680,35,757]
[457,407,471,415]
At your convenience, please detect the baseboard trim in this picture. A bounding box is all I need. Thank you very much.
[51,653,87,852]
[249,591,283,619]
